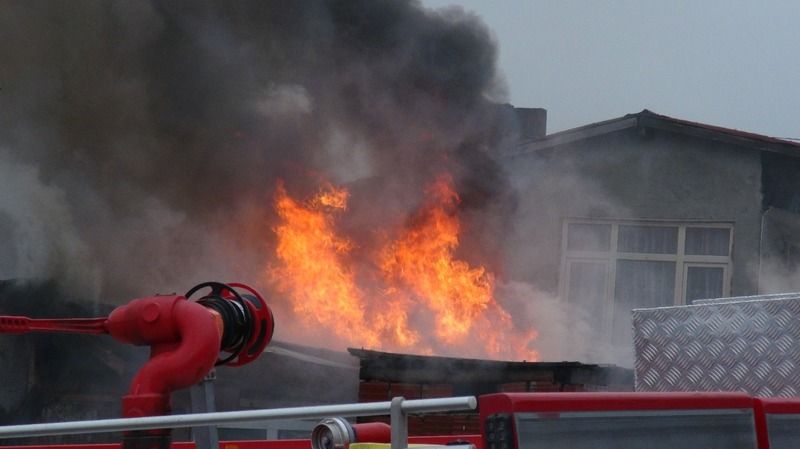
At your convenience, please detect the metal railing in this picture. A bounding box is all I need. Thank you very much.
[0,396,477,449]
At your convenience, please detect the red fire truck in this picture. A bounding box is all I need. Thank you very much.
[1,283,799,449]
[0,392,798,449]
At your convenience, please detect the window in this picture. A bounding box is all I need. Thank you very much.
[516,409,756,449]
[767,413,800,449]
[560,220,733,344]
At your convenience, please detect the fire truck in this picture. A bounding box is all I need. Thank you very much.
[1,283,799,449]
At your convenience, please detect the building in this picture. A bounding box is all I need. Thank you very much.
[500,109,800,352]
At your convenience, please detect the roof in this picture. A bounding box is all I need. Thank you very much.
[511,109,800,157]
[348,348,632,386]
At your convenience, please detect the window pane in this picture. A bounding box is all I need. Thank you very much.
[613,260,676,344]
[685,227,730,256]
[686,266,724,302]
[567,261,606,319]
[767,414,800,449]
[567,223,611,251]
[517,410,756,449]
[615,260,676,307]
[618,225,678,254]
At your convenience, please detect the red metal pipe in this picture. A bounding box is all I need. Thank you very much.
[0,316,107,334]
[104,296,222,417]
[351,422,391,444]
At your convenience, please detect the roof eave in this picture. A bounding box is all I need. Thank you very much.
[638,114,800,157]
[507,116,638,155]
[508,111,800,157]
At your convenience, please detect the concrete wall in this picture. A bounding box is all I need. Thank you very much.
[500,127,763,297]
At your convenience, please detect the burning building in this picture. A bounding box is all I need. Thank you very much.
[0,0,545,360]
[4,1,800,429]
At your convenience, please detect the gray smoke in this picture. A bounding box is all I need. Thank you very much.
[0,0,508,302]
[495,280,634,365]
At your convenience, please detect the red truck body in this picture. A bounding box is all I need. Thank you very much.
[5,392,800,449]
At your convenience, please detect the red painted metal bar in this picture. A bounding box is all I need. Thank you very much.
[0,316,107,334]
[757,398,800,414]
[753,399,771,449]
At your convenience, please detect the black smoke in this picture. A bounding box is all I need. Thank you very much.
[0,0,510,302]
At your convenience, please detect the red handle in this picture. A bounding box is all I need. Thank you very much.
[0,315,108,334]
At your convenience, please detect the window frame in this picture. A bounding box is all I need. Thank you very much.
[682,262,731,303]
[564,258,613,326]
[559,219,734,333]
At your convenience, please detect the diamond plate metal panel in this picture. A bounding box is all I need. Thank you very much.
[633,295,800,397]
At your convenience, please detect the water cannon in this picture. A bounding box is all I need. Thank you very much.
[0,281,274,449]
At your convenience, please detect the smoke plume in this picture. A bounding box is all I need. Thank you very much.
[0,0,509,302]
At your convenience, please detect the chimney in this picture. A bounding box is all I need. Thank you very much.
[514,107,547,141]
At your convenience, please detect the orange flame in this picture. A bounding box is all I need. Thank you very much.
[268,175,538,361]
[378,175,538,360]
[379,175,492,343]
[269,181,380,348]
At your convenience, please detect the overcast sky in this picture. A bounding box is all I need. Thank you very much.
[423,0,800,140]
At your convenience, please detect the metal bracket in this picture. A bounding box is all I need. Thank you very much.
[390,397,407,449]
[189,369,219,449]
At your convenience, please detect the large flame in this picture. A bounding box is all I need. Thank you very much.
[268,175,538,360]
[379,175,494,343]
[269,181,381,348]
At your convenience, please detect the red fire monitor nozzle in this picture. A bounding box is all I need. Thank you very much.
[0,281,274,449]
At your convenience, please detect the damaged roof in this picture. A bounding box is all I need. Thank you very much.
[348,348,632,387]
[511,109,800,157]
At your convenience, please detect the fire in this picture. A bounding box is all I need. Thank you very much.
[268,175,538,361]
[379,175,493,343]
[269,181,381,348]
[378,175,538,360]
